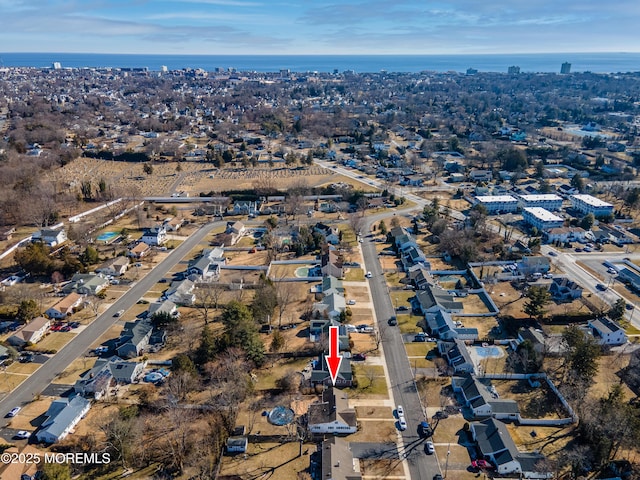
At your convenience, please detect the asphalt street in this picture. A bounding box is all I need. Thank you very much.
[0,220,223,421]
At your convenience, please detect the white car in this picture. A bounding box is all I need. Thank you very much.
[14,430,31,439]
[6,407,21,417]
[425,441,435,454]
[347,299,356,305]
[365,271,372,278]
[398,416,407,431]
[396,405,405,417]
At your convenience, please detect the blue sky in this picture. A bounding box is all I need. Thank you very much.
[1,0,639,54]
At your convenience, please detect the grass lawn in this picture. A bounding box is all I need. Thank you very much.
[384,271,403,287]
[397,313,422,334]
[361,459,405,478]
[219,441,311,479]
[349,419,397,443]
[6,362,40,375]
[391,291,415,307]
[254,357,310,391]
[30,332,76,353]
[0,372,27,393]
[352,364,388,396]
[236,235,256,247]
[54,357,97,384]
[344,268,364,281]
[405,343,430,357]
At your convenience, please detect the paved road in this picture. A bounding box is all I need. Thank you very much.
[362,211,442,480]
[0,221,223,421]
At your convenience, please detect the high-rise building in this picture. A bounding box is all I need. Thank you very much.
[466,67,478,75]
[160,65,168,73]
[561,62,571,74]
[508,66,520,74]
[52,62,62,70]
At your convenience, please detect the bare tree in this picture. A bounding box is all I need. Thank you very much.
[195,282,226,324]
[275,276,296,327]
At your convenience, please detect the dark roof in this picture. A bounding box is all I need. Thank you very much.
[321,437,362,480]
[308,388,357,427]
[473,418,519,463]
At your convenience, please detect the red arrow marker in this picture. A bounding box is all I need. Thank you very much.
[325,325,343,386]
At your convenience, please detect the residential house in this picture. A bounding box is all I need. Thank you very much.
[45,292,84,319]
[310,355,353,387]
[226,436,248,454]
[543,227,588,244]
[232,201,258,216]
[469,169,493,182]
[470,418,551,478]
[320,436,362,480]
[517,327,546,354]
[313,293,347,321]
[367,197,386,209]
[438,338,475,374]
[227,220,246,235]
[390,226,413,250]
[426,310,478,341]
[187,256,220,280]
[618,265,640,291]
[321,249,344,278]
[548,277,582,302]
[202,246,226,264]
[452,376,519,420]
[8,317,51,347]
[74,356,144,399]
[308,387,358,435]
[518,194,563,211]
[0,227,15,241]
[141,226,167,246]
[314,223,340,245]
[401,244,428,271]
[600,225,636,245]
[588,317,628,346]
[116,319,156,358]
[408,265,435,290]
[164,279,196,305]
[148,300,178,317]
[400,175,424,187]
[322,276,345,297]
[128,242,150,258]
[517,256,550,276]
[95,256,130,276]
[163,217,184,232]
[32,228,67,247]
[63,273,109,296]
[411,286,464,315]
[35,396,92,444]
[556,184,578,197]
[0,445,40,479]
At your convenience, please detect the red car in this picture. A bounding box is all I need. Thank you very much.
[471,459,494,470]
[50,324,62,332]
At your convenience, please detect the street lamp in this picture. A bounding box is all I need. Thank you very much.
[444,444,451,478]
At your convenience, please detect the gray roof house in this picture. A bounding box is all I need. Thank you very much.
[438,339,475,374]
[308,387,358,435]
[310,355,353,388]
[165,279,196,305]
[412,287,464,315]
[426,310,478,341]
[313,292,346,321]
[588,317,628,346]
[322,276,345,296]
[452,376,520,420]
[518,327,546,354]
[148,300,178,317]
[321,436,362,480]
[116,319,155,359]
[548,277,582,302]
[35,396,91,444]
[74,356,144,399]
[187,256,220,280]
[63,273,109,296]
[95,256,130,276]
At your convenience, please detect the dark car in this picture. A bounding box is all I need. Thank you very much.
[397,305,408,311]
[419,421,433,438]
[596,283,607,291]
[352,353,367,361]
[433,475,443,480]
[388,316,398,326]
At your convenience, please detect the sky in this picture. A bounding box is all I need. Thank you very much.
[1,0,640,55]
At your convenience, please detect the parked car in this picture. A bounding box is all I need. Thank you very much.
[425,441,435,454]
[396,405,404,417]
[433,475,443,480]
[398,416,407,431]
[397,305,408,311]
[471,459,494,470]
[14,430,31,439]
[548,250,557,256]
[414,334,426,342]
[419,421,433,438]
[352,353,367,361]
[347,299,356,305]
[365,271,372,278]
[388,316,398,326]
[6,406,21,417]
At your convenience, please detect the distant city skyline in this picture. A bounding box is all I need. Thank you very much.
[1,0,639,55]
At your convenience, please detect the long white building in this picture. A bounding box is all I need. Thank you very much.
[570,194,614,217]
[474,195,519,214]
[518,194,563,211]
[522,207,564,231]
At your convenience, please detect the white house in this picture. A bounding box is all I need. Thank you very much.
[8,317,51,347]
[32,228,67,247]
[45,292,84,319]
[543,227,589,244]
[141,226,167,246]
[518,194,563,211]
[588,317,628,346]
[452,376,520,421]
[95,256,130,276]
[35,396,91,444]
[308,388,358,435]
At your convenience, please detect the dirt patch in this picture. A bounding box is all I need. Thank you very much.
[349,420,397,443]
[219,441,311,479]
[360,458,405,478]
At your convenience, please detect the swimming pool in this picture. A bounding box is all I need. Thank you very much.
[96,231,118,243]
[473,346,503,358]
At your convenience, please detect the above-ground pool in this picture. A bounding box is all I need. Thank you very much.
[473,346,503,358]
[268,406,295,426]
[295,265,321,278]
[96,231,119,243]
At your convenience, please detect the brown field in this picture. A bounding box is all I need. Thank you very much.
[53,357,97,385]
[30,331,76,353]
[349,419,397,443]
[5,362,40,375]
[0,373,28,395]
[219,441,311,480]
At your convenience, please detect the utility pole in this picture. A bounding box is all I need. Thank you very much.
[444,443,451,478]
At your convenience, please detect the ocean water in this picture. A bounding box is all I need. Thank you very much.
[0,52,639,74]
